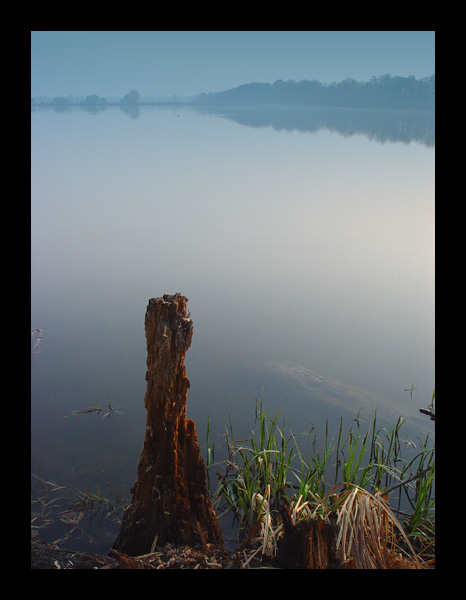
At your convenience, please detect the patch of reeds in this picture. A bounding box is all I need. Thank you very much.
[210,400,435,568]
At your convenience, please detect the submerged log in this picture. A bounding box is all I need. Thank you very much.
[112,294,224,556]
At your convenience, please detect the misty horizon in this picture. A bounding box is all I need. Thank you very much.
[31,73,435,112]
[31,31,435,99]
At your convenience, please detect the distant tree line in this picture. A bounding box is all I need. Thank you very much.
[83,94,108,106]
[31,90,142,107]
[32,76,435,111]
[120,90,141,105]
[193,75,435,111]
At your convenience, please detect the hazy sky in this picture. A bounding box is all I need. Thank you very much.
[31,31,435,98]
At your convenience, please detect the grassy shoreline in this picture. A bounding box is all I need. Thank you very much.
[208,400,435,567]
[32,401,434,568]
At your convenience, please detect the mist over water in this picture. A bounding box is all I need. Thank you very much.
[31,104,434,525]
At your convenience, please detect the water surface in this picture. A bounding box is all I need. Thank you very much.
[31,104,434,548]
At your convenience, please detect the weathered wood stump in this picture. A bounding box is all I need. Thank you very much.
[112,294,224,556]
[277,503,340,569]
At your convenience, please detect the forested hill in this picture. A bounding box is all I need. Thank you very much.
[193,75,435,111]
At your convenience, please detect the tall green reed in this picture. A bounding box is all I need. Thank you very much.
[210,400,434,550]
[214,402,294,537]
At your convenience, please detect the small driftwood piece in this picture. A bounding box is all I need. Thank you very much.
[419,408,435,421]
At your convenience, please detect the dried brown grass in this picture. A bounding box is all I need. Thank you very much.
[335,484,423,569]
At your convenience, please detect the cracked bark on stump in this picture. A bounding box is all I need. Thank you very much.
[112,294,224,556]
[277,503,340,569]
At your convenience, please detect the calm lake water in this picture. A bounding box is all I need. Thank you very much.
[31,104,434,551]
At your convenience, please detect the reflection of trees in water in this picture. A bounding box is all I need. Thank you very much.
[30,104,434,146]
[120,105,141,119]
[82,105,108,115]
[31,103,142,119]
[192,105,435,147]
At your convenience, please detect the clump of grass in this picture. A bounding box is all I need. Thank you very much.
[210,400,434,568]
[335,484,421,569]
[213,403,293,540]
[397,435,435,550]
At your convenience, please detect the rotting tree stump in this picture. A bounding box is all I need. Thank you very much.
[112,294,224,556]
[277,503,340,569]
